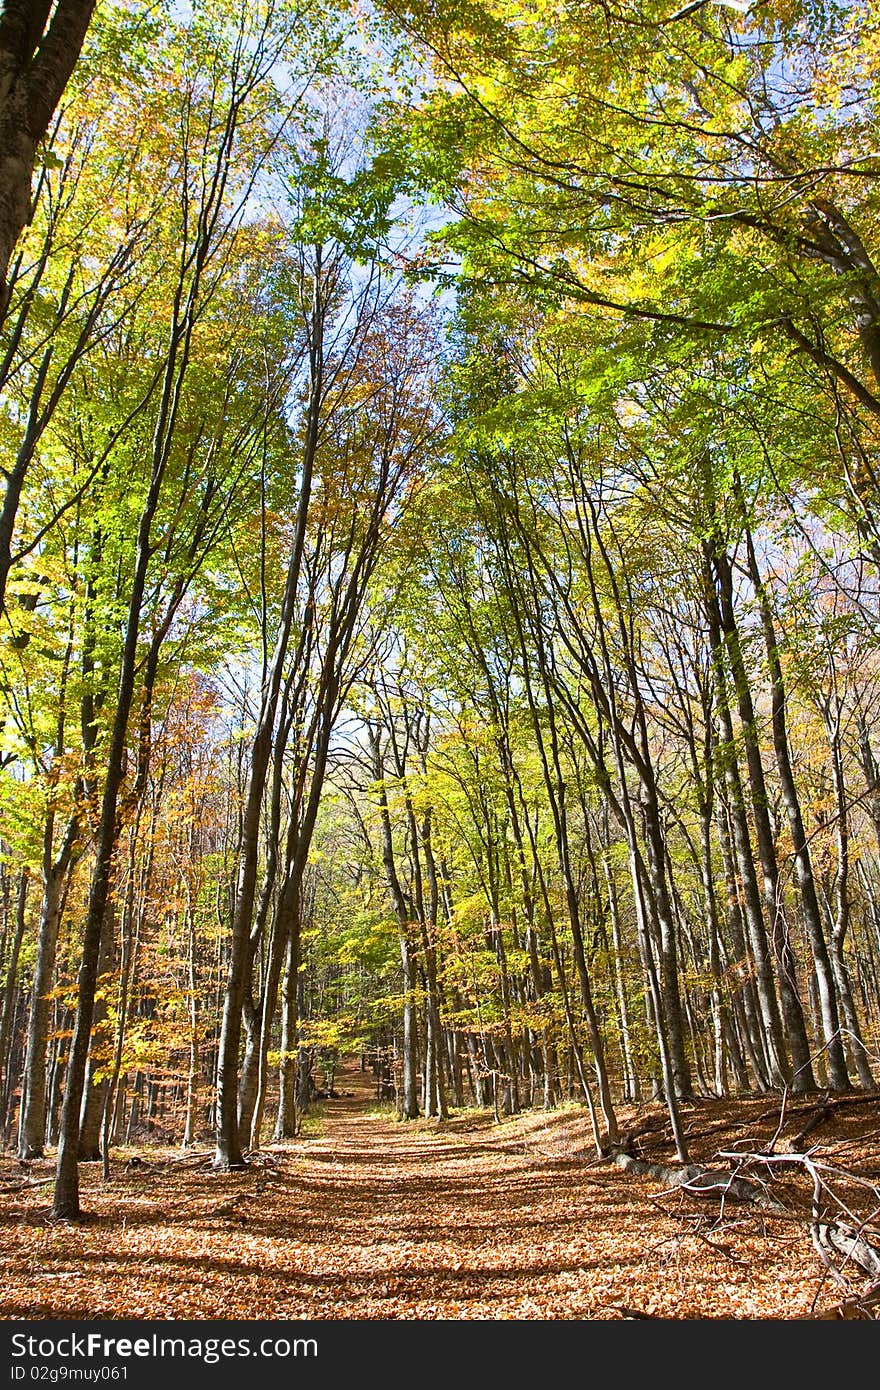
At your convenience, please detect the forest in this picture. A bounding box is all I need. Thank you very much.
[2,0,880,1323]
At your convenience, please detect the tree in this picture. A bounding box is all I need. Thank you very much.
[50,0,333,1216]
[0,0,99,320]
[212,118,442,1164]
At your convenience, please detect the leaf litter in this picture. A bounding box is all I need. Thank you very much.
[2,1067,878,1320]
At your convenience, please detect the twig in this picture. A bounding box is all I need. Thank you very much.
[767,1084,790,1156]
[647,1194,747,1265]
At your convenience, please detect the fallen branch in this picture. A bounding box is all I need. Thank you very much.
[646,1196,748,1265]
[720,1148,880,1310]
[789,1101,835,1152]
[815,1221,880,1280]
[610,1135,880,1316]
[816,1282,880,1319]
[610,1151,785,1211]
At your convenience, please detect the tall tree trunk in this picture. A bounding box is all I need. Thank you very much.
[825,712,874,1088]
[182,892,200,1147]
[716,805,771,1088]
[371,725,420,1119]
[574,490,693,1103]
[214,258,327,1169]
[275,932,298,1140]
[603,848,640,1102]
[236,993,261,1148]
[0,870,28,1128]
[742,522,850,1091]
[506,570,620,1141]
[855,717,880,854]
[52,161,219,1211]
[399,934,419,1120]
[77,901,115,1160]
[703,547,788,1087]
[712,544,815,1090]
[19,818,76,1158]
[696,804,731,1096]
[638,785,693,1099]
[250,883,297,1149]
[418,803,448,1120]
[53,642,143,1215]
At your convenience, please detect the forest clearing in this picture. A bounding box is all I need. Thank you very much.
[2,1063,879,1321]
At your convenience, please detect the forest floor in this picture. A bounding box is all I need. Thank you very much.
[2,1067,879,1320]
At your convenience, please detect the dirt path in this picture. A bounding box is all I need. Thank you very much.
[0,1067,844,1319]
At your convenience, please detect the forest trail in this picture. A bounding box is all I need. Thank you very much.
[1,1067,867,1320]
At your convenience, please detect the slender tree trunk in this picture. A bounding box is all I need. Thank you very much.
[236,994,261,1148]
[712,544,814,1087]
[52,74,248,1206]
[183,895,200,1147]
[370,725,420,1119]
[493,703,557,1109]
[215,262,327,1169]
[489,909,520,1117]
[0,871,28,1128]
[603,850,640,1102]
[614,773,690,1160]
[510,587,619,1139]
[716,805,771,1088]
[742,524,850,1090]
[703,548,788,1087]
[418,804,448,1120]
[855,717,880,854]
[638,787,693,1099]
[77,901,115,1160]
[250,883,297,1149]
[696,805,730,1096]
[19,821,76,1158]
[398,930,419,1120]
[826,715,874,1088]
[275,932,298,1139]
[53,284,199,1215]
